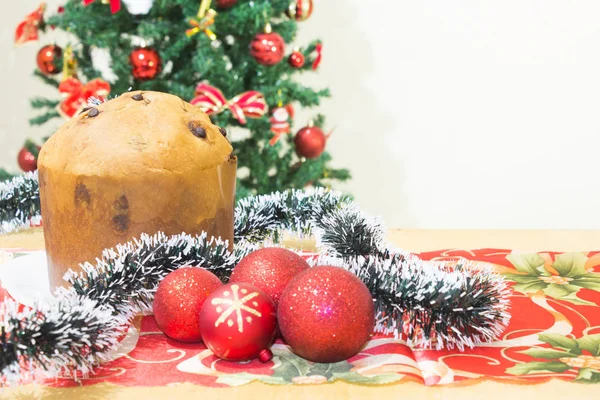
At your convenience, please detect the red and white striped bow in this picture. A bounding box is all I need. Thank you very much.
[83,0,121,14]
[190,83,268,124]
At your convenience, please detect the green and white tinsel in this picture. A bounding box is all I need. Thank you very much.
[0,177,511,383]
[0,172,41,235]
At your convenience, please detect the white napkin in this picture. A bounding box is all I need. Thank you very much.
[0,251,55,307]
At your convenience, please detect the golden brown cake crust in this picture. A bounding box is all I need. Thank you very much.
[38,91,237,290]
[40,91,233,175]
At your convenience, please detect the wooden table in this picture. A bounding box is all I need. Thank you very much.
[2,229,599,400]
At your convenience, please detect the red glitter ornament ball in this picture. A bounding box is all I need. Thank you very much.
[36,45,62,75]
[216,0,238,9]
[288,51,305,68]
[17,146,38,172]
[130,47,162,80]
[200,282,277,362]
[153,267,222,343]
[278,266,375,363]
[250,32,286,66]
[294,125,327,159]
[230,248,310,307]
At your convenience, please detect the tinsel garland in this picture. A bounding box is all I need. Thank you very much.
[0,172,41,235]
[0,184,512,383]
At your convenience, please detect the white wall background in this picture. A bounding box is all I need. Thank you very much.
[2,1,600,229]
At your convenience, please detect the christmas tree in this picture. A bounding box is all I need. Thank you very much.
[8,0,350,197]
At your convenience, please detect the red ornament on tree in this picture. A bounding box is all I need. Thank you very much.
[17,146,39,172]
[287,0,314,21]
[216,0,238,9]
[199,282,277,362]
[278,266,375,363]
[36,45,63,76]
[250,26,285,66]
[130,47,162,80]
[153,267,222,343]
[83,0,122,14]
[294,124,327,159]
[288,51,305,68]
[230,248,309,307]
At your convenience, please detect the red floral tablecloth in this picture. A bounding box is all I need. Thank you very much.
[1,248,600,387]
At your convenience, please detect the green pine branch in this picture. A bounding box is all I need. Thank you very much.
[29,111,61,126]
[30,97,60,109]
[24,139,40,159]
[33,70,59,88]
[0,168,15,182]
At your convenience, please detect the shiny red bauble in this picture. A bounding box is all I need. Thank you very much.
[17,146,39,172]
[153,267,222,343]
[200,282,277,362]
[216,0,238,9]
[287,0,313,21]
[278,266,375,363]
[288,51,305,68]
[250,32,285,66]
[294,125,327,159]
[36,45,62,75]
[130,47,162,80]
[230,248,309,307]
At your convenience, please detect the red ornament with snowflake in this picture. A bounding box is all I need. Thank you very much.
[199,282,276,362]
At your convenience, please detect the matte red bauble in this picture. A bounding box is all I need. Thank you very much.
[17,147,39,172]
[288,51,305,68]
[278,266,375,363]
[250,32,285,66]
[130,47,162,80]
[287,0,313,21]
[199,282,277,362]
[294,125,327,159]
[230,248,310,307]
[153,267,222,343]
[216,0,238,9]
[36,45,63,75]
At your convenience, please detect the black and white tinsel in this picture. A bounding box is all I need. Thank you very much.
[0,172,41,235]
[0,186,511,383]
